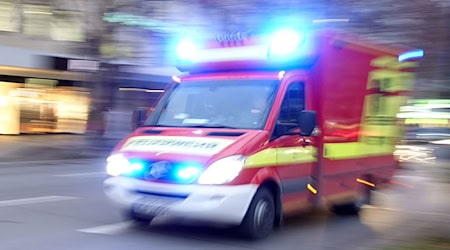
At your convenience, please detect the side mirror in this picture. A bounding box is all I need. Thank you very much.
[131,107,152,130]
[298,110,317,136]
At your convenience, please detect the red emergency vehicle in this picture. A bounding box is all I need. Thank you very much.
[103,28,423,239]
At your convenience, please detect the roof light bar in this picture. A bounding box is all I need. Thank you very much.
[398,49,424,62]
[269,29,304,56]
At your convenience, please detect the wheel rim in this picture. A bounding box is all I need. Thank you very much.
[254,199,274,233]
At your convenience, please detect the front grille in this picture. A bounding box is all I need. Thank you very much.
[133,190,189,199]
[127,159,202,184]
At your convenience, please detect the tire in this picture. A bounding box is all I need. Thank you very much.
[332,186,372,216]
[239,187,276,240]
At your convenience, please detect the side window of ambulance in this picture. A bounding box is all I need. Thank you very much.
[274,82,305,136]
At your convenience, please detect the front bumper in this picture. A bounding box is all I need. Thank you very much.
[103,177,258,225]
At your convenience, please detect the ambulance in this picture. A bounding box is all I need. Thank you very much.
[103,27,423,239]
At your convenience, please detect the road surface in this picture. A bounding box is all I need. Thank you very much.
[0,158,448,250]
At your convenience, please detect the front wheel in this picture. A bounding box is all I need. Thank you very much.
[239,187,275,240]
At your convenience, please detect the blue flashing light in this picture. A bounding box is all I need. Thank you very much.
[122,160,145,177]
[129,162,144,172]
[106,155,145,177]
[176,39,198,61]
[175,164,203,182]
[177,166,201,179]
[398,49,424,62]
[269,29,304,56]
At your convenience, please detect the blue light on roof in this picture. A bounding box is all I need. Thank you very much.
[398,49,424,62]
[176,39,198,61]
[269,29,304,56]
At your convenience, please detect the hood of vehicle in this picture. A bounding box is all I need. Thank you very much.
[114,127,269,165]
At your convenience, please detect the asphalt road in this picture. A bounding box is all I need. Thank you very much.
[0,158,448,250]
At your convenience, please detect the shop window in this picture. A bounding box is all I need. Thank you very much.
[0,1,19,32]
[51,10,84,42]
[22,4,52,37]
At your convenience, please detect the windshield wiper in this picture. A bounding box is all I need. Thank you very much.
[184,124,240,129]
[142,124,180,127]
[142,124,239,129]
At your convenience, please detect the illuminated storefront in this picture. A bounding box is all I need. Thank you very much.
[0,81,21,134]
[0,66,92,135]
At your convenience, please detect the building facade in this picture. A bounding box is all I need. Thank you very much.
[0,0,99,134]
[0,0,448,135]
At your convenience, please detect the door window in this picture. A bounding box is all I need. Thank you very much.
[273,82,306,137]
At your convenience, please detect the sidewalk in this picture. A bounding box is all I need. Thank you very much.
[0,110,134,163]
[0,134,120,163]
[360,160,450,249]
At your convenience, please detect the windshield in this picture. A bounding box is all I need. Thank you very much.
[144,79,279,129]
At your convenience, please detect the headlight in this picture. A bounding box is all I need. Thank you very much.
[106,154,143,176]
[197,155,246,185]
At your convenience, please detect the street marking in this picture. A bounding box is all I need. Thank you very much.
[54,172,106,177]
[77,221,134,235]
[0,158,105,166]
[0,196,78,208]
[362,205,450,218]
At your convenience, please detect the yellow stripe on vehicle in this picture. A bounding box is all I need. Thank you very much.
[368,70,415,92]
[324,142,395,160]
[370,56,419,70]
[276,146,317,165]
[380,96,409,116]
[244,148,277,168]
[245,146,317,168]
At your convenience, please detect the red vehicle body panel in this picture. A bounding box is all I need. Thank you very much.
[113,29,420,214]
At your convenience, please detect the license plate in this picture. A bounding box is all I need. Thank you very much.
[132,196,175,217]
